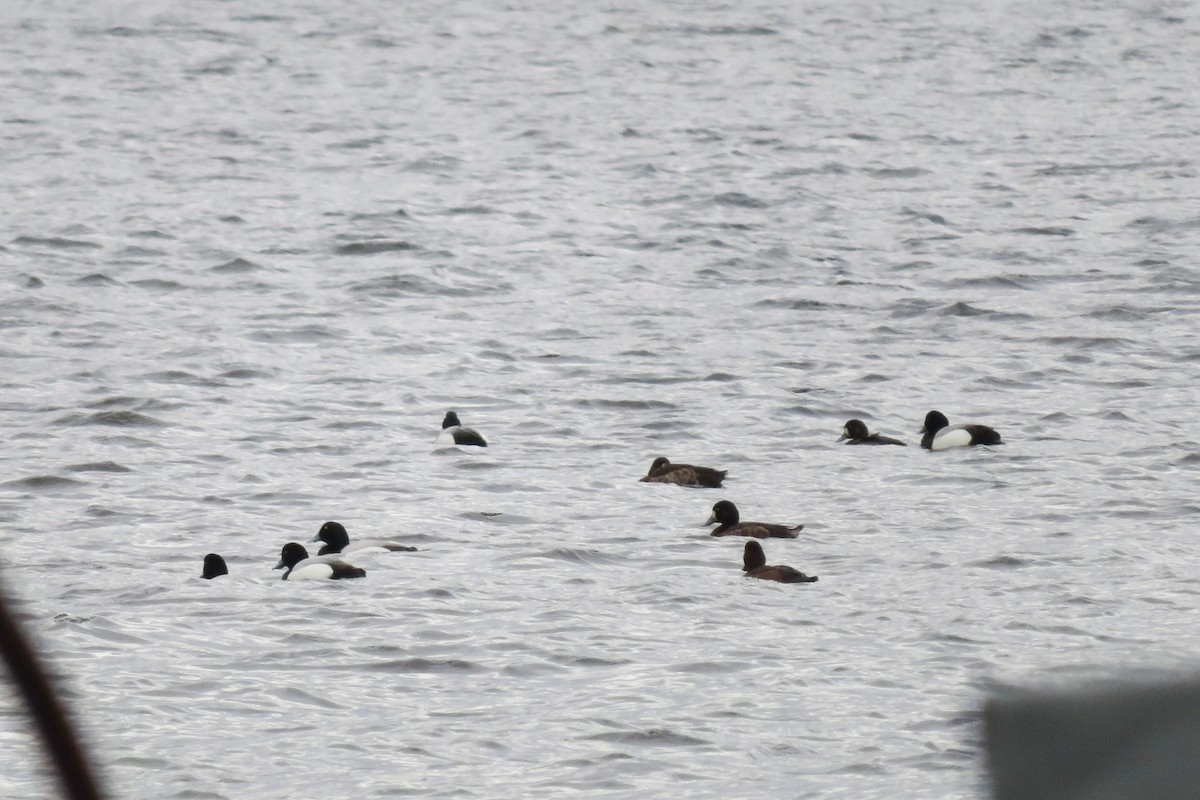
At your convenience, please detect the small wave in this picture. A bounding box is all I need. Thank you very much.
[670,661,751,674]
[74,273,119,286]
[585,728,710,747]
[572,399,677,410]
[220,367,271,379]
[551,655,632,668]
[1083,305,1154,321]
[755,298,832,311]
[1012,226,1074,237]
[130,278,186,291]
[445,205,495,215]
[536,548,626,566]
[211,257,261,273]
[55,410,167,427]
[3,475,86,491]
[677,24,778,36]
[65,461,131,473]
[1044,336,1131,351]
[12,235,102,250]
[941,275,1029,289]
[347,274,449,296]
[939,301,993,317]
[248,325,341,343]
[864,166,928,179]
[367,658,483,673]
[972,555,1028,569]
[714,192,769,208]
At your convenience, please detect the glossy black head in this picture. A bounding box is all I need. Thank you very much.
[442,411,462,429]
[707,500,740,526]
[275,542,310,571]
[840,419,870,441]
[921,410,949,434]
[743,540,766,572]
[201,553,228,580]
[314,521,350,553]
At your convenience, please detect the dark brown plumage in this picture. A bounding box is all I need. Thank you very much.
[742,541,818,583]
[838,418,906,446]
[639,457,726,488]
[705,500,803,539]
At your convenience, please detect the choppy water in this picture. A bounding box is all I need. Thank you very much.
[2,1,1200,798]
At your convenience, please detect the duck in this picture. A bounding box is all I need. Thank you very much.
[201,553,228,579]
[639,457,727,488]
[705,500,803,539]
[274,542,365,581]
[742,540,818,583]
[309,521,417,556]
[435,411,487,447]
[919,410,1003,450]
[838,419,906,446]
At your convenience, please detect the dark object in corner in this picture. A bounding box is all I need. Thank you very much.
[0,575,105,800]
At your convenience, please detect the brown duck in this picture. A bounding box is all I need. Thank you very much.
[639,457,726,488]
[742,541,818,583]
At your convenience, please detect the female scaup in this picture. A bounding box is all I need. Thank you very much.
[201,553,228,579]
[274,542,365,581]
[920,410,1003,451]
[639,457,727,488]
[838,419,906,446]
[705,500,803,539]
[310,521,417,556]
[742,540,818,583]
[435,411,487,447]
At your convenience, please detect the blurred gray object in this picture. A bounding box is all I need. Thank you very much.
[986,678,1200,800]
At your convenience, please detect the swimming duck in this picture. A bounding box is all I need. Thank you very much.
[920,410,1003,450]
[838,419,906,446]
[705,500,803,539]
[274,542,365,581]
[435,411,487,447]
[742,540,818,583]
[201,553,228,579]
[310,521,417,556]
[639,457,727,488]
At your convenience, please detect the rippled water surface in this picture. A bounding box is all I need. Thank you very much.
[3,1,1200,798]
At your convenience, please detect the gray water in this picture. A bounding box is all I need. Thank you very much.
[2,1,1200,798]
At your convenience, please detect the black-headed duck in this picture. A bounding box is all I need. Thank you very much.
[435,411,487,447]
[705,500,803,539]
[274,542,365,581]
[920,410,1003,450]
[310,521,417,556]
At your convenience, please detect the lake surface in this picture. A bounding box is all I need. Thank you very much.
[2,1,1199,798]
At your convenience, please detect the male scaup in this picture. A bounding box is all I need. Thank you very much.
[639,457,727,488]
[435,411,487,447]
[274,542,365,581]
[310,521,417,556]
[742,540,818,583]
[705,500,803,539]
[838,419,906,446]
[201,553,228,579]
[920,410,1003,450]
